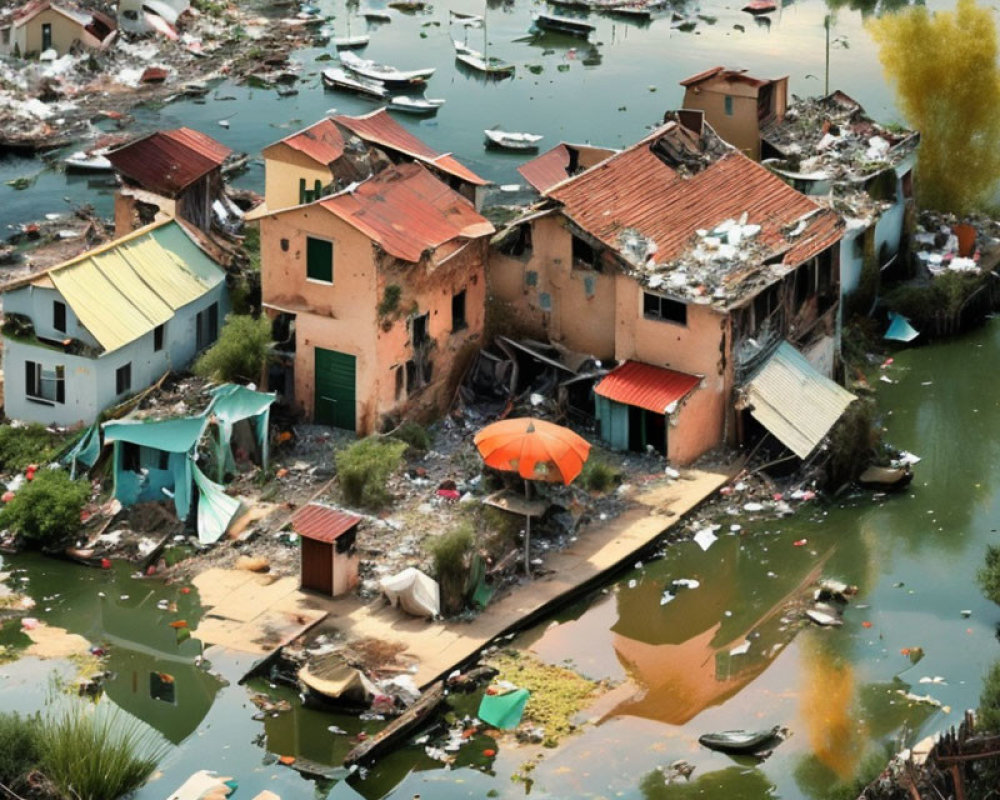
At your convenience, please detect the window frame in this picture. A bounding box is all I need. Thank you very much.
[305,236,334,284]
[724,95,734,116]
[451,290,467,332]
[642,291,688,326]
[153,323,165,352]
[53,300,66,335]
[25,360,65,405]
[116,363,132,396]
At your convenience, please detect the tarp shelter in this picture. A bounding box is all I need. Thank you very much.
[743,342,856,460]
[64,422,101,478]
[206,384,275,481]
[885,311,919,343]
[478,688,530,729]
[380,567,440,618]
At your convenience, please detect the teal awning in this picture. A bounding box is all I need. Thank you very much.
[103,415,208,453]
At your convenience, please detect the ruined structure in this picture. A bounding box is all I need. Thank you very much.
[0,0,116,58]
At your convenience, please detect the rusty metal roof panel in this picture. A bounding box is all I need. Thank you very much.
[746,342,856,459]
[270,118,345,166]
[335,109,489,186]
[319,162,494,262]
[518,144,573,193]
[594,361,701,414]
[292,503,362,543]
[107,127,231,197]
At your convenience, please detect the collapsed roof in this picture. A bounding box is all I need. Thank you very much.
[107,127,231,197]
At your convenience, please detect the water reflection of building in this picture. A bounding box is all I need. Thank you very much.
[99,596,222,744]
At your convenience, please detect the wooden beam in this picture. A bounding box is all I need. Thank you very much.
[343,680,445,767]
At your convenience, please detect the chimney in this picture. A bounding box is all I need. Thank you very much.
[677,108,705,137]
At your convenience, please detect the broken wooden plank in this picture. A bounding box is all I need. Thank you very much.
[343,680,445,767]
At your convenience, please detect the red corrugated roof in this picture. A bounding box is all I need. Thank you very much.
[546,121,841,277]
[271,118,346,166]
[594,361,701,413]
[335,109,489,186]
[107,128,231,197]
[317,162,494,262]
[292,503,362,543]
[518,144,573,193]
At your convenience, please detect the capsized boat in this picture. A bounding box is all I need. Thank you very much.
[698,726,784,754]
[387,95,446,114]
[340,50,434,86]
[484,128,543,151]
[321,66,388,99]
[531,11,595,36]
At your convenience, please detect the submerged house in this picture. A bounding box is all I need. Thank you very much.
[490,112,853,464]
[1,219,228,426]
[255,110,490,214]
[0,0,116,57]
[258,159,494,433]
[107,128,235,237]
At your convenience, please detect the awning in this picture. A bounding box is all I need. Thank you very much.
[744,342,856,459]
[594,361,701,413]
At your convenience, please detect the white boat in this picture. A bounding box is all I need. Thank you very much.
[64,150,113,173]
[450,9,484,25]
[339,50,434,86]
[484,129,543,151]
[456,50,515,77]
[452,37,479,55]
[531,11,596,35]
[333,33,370,47]
[387,95,446,114]
[321,67,389,99]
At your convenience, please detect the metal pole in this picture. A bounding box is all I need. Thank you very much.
[524,479,531,576]
[824,15,831,96]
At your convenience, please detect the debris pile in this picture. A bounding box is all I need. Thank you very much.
[912,209,1000,277]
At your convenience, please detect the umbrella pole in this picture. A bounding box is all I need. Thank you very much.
[524,479,531,577]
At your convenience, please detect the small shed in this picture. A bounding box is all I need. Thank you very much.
[292,503,362,597]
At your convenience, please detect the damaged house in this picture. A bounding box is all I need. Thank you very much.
[106,127,238,237]
[490,111,853,464]
[1,219,228,426]
[0,0,116,57]
[258,152,494,433]
[681,68,919,299]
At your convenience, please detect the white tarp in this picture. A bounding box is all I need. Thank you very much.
[380,567,440,618]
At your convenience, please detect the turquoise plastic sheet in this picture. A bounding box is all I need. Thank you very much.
[64,422,101,478]
[191,460,241,545]
[478,688,530,729]
[885,311,920,343]
[207,384,275,481]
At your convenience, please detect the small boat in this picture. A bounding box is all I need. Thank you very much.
[546,0,591,10]
[339,50,434,86]
[321,67,389,99]
[387,95,446,114]
[601,3,652,19]
[742,0,776,12]
[450,9,484,25]
[484,128,543,151]
[363,9,393,20]
[698,726,784,755]
[64,149,113,173]
[456,50,516,77]
[333,33,371,48]
[453,38,479,55]
[388,0,426,10]
[858,464,913,491]
[531,11,595,36]
[805,608,843,627]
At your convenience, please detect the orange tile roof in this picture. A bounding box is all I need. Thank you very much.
[292,503,362,543]
[107,127,231,197]
[545,121,842,299]
[595,361,701,413]
[317,162,494,262]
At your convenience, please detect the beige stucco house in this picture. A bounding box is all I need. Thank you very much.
[0,0,115,57]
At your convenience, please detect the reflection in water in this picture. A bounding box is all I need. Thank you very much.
[639,765,776,799]
[868,0,1000,212]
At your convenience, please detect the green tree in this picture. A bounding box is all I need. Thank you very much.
[193,314,272,384]
[0,469,89,546]
[868,0,1000,213]
[977,544,1000,605]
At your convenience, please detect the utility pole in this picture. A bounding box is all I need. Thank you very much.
[824,14,831,96]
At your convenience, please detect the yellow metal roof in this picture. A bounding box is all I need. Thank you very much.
[45,221,222,354]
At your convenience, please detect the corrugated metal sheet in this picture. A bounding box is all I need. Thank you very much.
[745,342,855,459]
[107,128,231,196]
[319,162,494,262]
[546,122,842,281]
[594,361,701,414]
[272,118,345,166]
[46,220,224,353]
[335,109,489,186]
[292,503,361,543]
[518,144,573,193]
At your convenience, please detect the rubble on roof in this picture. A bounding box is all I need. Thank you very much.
[761,91,919,186]
[912,209,1000,278]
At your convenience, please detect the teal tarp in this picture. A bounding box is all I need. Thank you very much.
[478,688,530,730]
[64,422,102,478]
[103,415,208,453]
[208,384,275,481]
[191,460,241,545]
[885,311,920,343]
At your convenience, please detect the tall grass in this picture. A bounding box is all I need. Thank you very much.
[40,701,169,800]
[0,711,42,793]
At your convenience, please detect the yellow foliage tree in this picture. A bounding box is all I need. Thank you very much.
[868,0,1000,213]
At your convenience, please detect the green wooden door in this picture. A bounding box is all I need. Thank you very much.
[314,348,356,431]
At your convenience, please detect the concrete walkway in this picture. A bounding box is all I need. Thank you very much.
[191,467,729,681]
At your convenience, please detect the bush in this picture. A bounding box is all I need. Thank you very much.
[336,437,407,510]
[242,226,261,272]
[193,314,272,384]
[0,711,42,792]
[393,421,430,453]
[429,522,474,616]
[0,424,68,472]
[580,458,618,493]
[827,398,879,488]
[39,701,168,800]
[977,544,1000,606]
[0,469,89,546]
[979,659,1000,732]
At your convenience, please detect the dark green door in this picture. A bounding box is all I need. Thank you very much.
[314,348,356,431]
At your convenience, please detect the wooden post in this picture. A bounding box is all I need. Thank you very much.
[524,479,532,576]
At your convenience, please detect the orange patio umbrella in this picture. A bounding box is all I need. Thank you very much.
[474,418,591,574]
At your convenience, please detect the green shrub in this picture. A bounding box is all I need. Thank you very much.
[193,314,272,384]
[378,284,402,318]
[0,469,89,546]
[336,437,407,510]
[979,659,1000,732]
[39,701,168,800]
[977,544,1000,605]
[580,458,618,493]
[242,226,261,272]
[393,421,430,453]
[0,424,68,472]
[827,398,879,488]
[429,522,474,616]
[0,711,42,792]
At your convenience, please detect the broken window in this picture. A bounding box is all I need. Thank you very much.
[795,259,818,305]
[865,170,897,203]
[498,224,533,257]
[153,323,165,352]
[643,291,687,325]
[405,359,417,391]
[25,361,64,404]
[451,290,467,332]
[158,450,170,471]
[306,236,334,283]
[53,301,66,334]
[150,672,176,704]
[752,284,781,328]
[572,236,599,270]
[196,303,219,350]
[394,365,405,400]
[122,443,141,473]
[116,363,132,396]
[410,312,429,347]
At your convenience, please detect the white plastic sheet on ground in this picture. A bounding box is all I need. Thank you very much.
[380,567,440,618]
